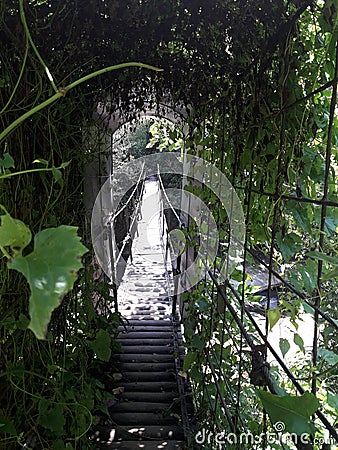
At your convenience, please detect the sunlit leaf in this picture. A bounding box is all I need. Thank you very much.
[0,212,31,256]
[327,392,338,413]
[268,308,281,331]
[294,333,305,354]
[9,226,87,339]
[33,158,49,166]
[297,259,317,293]
[279,338,290,358]
[318,348,338,366]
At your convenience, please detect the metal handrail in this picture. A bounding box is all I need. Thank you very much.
[155,168,338,444]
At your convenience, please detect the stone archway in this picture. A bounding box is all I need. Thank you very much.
[84,94,189,223]
[83,94,190,313]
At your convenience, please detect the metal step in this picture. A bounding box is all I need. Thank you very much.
[117,331,175,339]
[119,391,179,402]
[118,362,175,372]
[124,320,173,326]
[117,339,174,346]
[90,425,185,441]
[119,305,171,312]
[101,440,187,449]
[121,314,172,320]
[116,353,175,362]
[109,412,178,425]
[112,401,179,413]
[119,372,176,382]
[116,356,184,367]
[117,345,180,354]
[118,325,174,333]
[117,381,178,391]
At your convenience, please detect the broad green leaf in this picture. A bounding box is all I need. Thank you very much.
[191,334,205,350]
[297,259,317,293]
[0,153,15,171]
[279,338,291,358]
[294,333,305,354]
[318,348,338,366]
[257,390,319,435]
[306,251,338,265]
[16,313,29,330]
[183,351,197,372]
[0,212,31,256]
[302,301,314,314]
[87,328,111,362]
[268,308,281,331]
[276,232,302,262]
[287,202,312,233]
[38,400,65,434]
[60,160,71,169]
[52,167,62,182]
[288,271,303,293]
[9,226,87,339]
[327,392,338,413]
[52,439,67,450]
[322,266,338,281]
[0,414,17,436]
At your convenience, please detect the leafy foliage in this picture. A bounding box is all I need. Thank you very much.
[0,210,31,257]
[9,225,87,339]
[1,0,337,447]
[87,328,112,362]
[257,391,319,435]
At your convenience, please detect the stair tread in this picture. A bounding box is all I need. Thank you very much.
[122,315,172,320]
[117,339,174,346]
[109,412,178,425]
[117,346,182,354]
[125,320,173,325]
[117,381,178,391]
[118,362,175,371]
[98,440,187,449]
[119,372,176,382]
[116,354,175,362]
[119,392,179,401]
[118,332,174,339]
[90,425,185,441]
[112,401,177,413]
[118,326,173,332]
